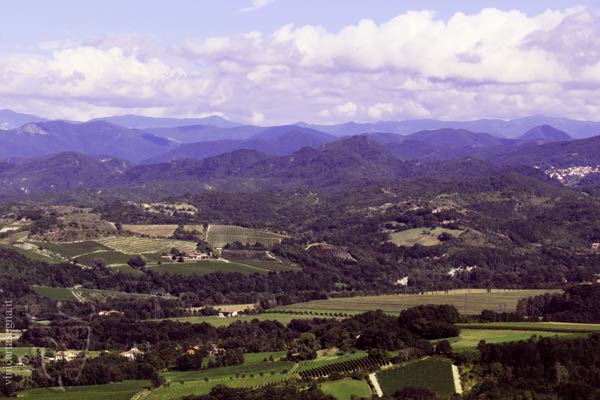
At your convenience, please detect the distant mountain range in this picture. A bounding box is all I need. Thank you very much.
[1,108,600,183]
[0,135,558,198]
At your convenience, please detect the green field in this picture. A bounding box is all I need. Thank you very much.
[389,227,463,247]
[206,224,287,248]
[0,244,63,264]
[450,329,581,351]
[321,378,372,400]
[75,250,132,266]
[377,357,455,398]
[279,289,560,315]
[148,259,284,276]
[32,286,76,301]
[160,313,327,327]
[96,236,197,254]
[33,241,111,258]
[457,321,600,333]
[19,380,150,400]
[148,359,296,399]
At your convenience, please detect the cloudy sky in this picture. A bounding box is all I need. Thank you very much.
[1,0,600,124]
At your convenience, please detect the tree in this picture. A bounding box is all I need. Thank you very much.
[127,255,146,269]
[435,340,452,356]
[288,332,320,360]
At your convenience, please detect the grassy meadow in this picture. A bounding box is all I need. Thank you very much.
[320,378,372,400]
[389,227,464,247]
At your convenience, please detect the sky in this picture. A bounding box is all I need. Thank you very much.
[1,1,600,124]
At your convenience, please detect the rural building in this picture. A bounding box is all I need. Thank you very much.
[53,350,78,362]
[218,310,239,318]
[187,252,210,260]
[98,309,124,316]
[592,242,600,251]
[186,343,225,356]
[120,346,144,361]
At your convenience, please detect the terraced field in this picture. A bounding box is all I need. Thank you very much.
[96,237,197,254]
[206,224,287,248]
[279,289,560,315]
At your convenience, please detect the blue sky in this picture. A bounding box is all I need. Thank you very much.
[1,1,600,123]
[2,1,597,46]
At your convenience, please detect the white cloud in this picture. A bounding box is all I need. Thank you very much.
[2,7,600,124]
[238,0,275,13]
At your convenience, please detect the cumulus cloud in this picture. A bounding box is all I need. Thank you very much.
[2,6,600,123]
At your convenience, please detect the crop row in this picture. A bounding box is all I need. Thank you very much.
[299,356,389,379]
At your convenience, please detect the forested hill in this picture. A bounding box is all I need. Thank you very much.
[0,135,557,198]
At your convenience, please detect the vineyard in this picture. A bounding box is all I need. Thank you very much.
[205,224,288,248]
[95,237,198,254]
[299,355,389,379]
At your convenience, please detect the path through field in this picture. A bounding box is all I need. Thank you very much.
[452,365,462,394]
[369,372,383,397]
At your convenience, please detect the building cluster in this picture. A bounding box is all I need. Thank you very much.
[545,165,600,183]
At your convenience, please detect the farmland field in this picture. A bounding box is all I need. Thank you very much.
[146,360,296,399]
[457,321,600,333]
[32,286,76,301]
[389,227,464,247]
[75,250,131,266]
[279,289,560,315]
[0,244,62,264]
[19,380,150,400]
[147,260,270,276]
[96,236,197,254]
[205,224,287,248]
[377,357,455,398]
[148,257,298,276]
[160,312,326,327]
[122,224,179,237]
[321,378,372,400]
[450,329,581,351]
[33,241,111,258]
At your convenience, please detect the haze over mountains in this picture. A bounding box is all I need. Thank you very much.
[2,108,600,198]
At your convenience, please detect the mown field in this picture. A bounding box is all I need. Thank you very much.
[278,289,560,315]
[321,378,372,400]
[388,227,463,247]
[19,380,150,400]
[377,357,455,398]
[96,236,198,254]
[205,224,287,248]
[450,329,581,351]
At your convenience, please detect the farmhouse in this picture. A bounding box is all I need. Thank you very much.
[187,252,210,260]
[120,346,144,361]
[592,242,600,251]
[53,350,78,362]
[218,310,239,318]
[186,343,225,356]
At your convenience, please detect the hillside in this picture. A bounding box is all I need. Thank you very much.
[0,121,177,162]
